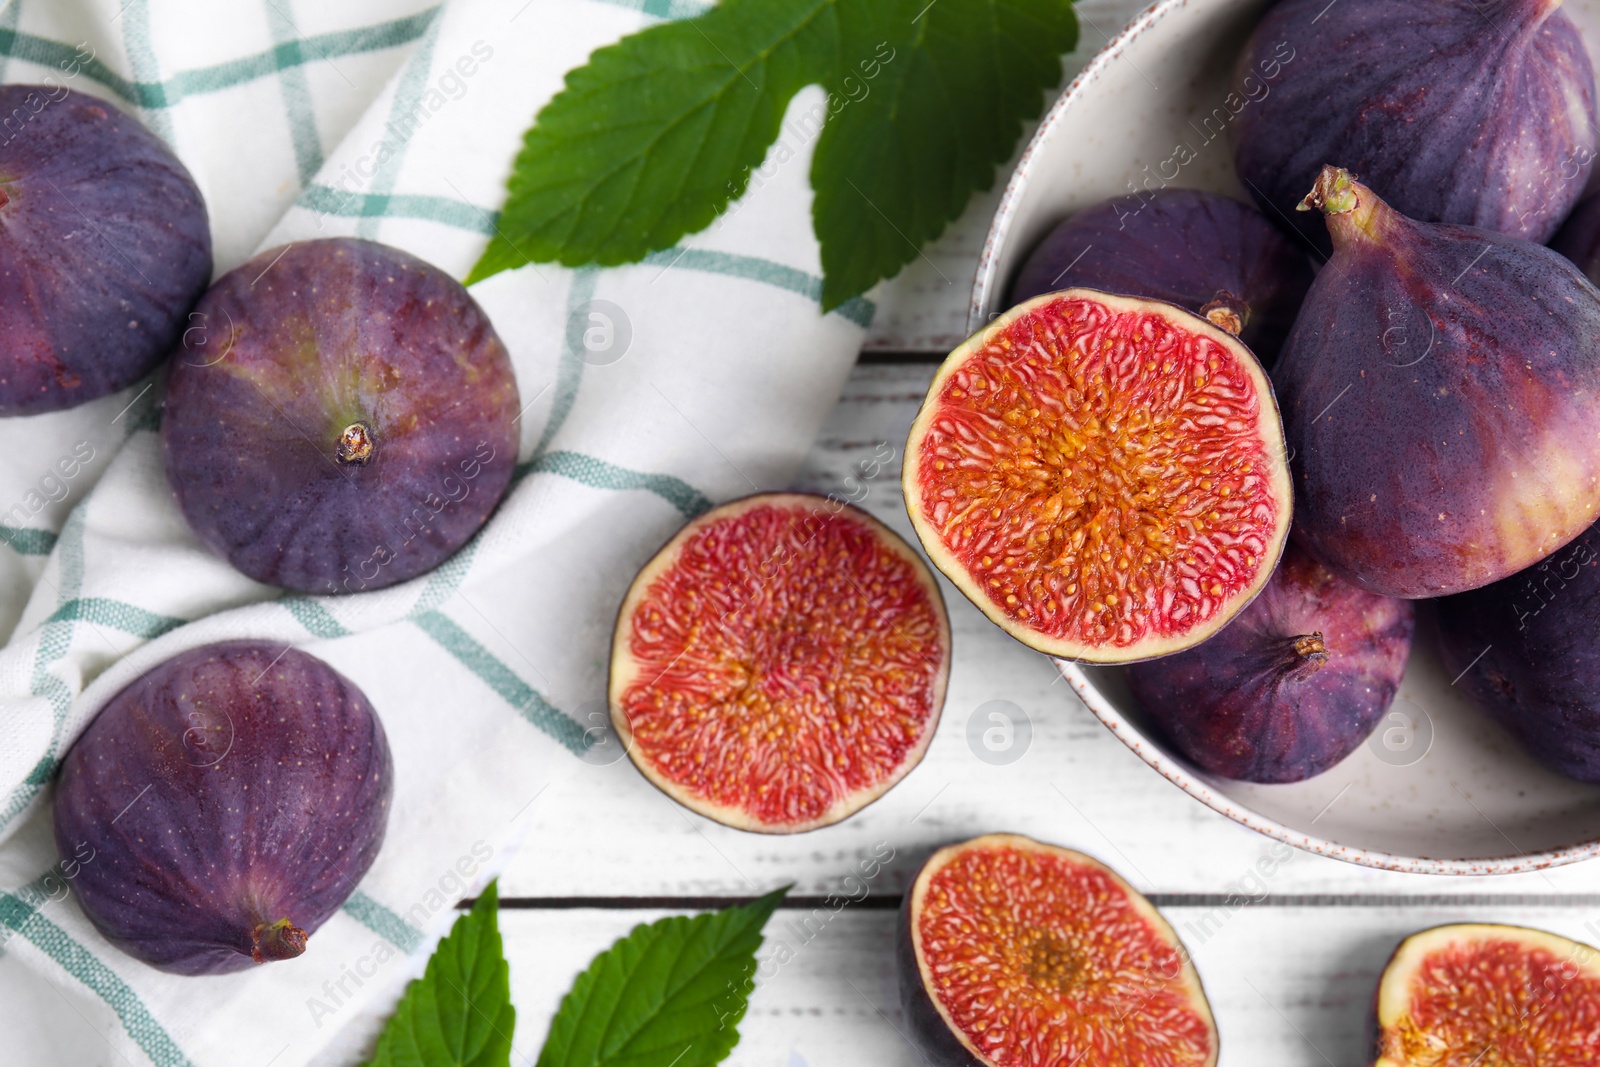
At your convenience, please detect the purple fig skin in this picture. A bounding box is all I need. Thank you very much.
[0,84,212,414]
[53,641,392,975]
[162,238,519,594]
[1551,193,1600,286]
[1275,167,1600,599]
[1437,524,1600,782]
[1232,0,1597,255]
[1008,189,1312,366]
[1125,543,1414,783]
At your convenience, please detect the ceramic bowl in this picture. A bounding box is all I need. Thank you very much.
[969,0,1600,874]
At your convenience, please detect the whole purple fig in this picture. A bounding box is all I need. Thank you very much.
[0,85,212,414]
[1437,524,1600,782]
[1551,193,1600,284]
[1125,543,1414,783]
[1275,166,1600,599]
[1009,188,1312,365]
[162,238,519,594]
[53,641,392,975]
[1233,0,1597,254]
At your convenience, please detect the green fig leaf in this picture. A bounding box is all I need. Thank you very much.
[469,0,1076,311]
[533,887,789,1067]
[466,0,837,285]
[365,880,515,1067]
[812,0,1078,310]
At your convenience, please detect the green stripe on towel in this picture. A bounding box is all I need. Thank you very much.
[0,9,438,109]
[411,610,589,755]
[519,451,714,519]
[41,598,185,640]
[0,881,196,1067]
[0,526,57,556]
[341,890,424,954]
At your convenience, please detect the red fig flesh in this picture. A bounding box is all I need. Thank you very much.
[1373,924,1600,1065]
[898,834,1218,1066]
[610,493,949,833]
[904,289,1293,662]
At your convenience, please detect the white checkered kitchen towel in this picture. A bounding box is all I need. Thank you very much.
[0,1,870,1063]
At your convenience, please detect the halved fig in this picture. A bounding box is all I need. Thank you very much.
[899,834,1218,1067]
[1373,924,1600,1066]
[904,289,1293,662]
[608,493,949,833]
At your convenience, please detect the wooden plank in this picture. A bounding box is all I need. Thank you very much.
[500,363,1600,899]
[317,905,1600,1066]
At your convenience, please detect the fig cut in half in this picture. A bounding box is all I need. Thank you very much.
[899,834,1218,1067]
[904,289,1292,662]
[609,493,950,834]
[1373,924,1600,1066]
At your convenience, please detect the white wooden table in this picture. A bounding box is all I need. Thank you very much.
[419,5,1600,1063]
[473,363,1600,1067]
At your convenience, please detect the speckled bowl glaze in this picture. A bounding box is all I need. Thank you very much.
[972,0,1600,874]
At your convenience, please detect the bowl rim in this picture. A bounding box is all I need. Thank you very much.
[969,0,1188,335]
[1058,660,1600,875]
[975,0,1600,875]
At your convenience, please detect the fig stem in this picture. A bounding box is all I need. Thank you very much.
[1200,292,1250,337]
[1298,166,1394,248]
[1286,632,1329,680]
[1293,632,1326,658]
[1297,166,1360,217]
[336,422,376,465]
[251,918,308,963]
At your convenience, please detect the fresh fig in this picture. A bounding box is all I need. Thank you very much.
[1232,0,1597,254]
[610,493,949,833]
[1009,189,1312,366]
[1551,192,1600,285]
[1372,923,1600,1065]
[162,237,519,594]
[1275,167,1600,599]
[1124,542,1414,783]
[53,641,391,975]
[1436,523,1600,782]
[898,834,1218,1067]
[0,84,212,414]
[903,288,1293,662]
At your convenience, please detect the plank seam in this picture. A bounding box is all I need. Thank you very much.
[461,893,1600,911]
